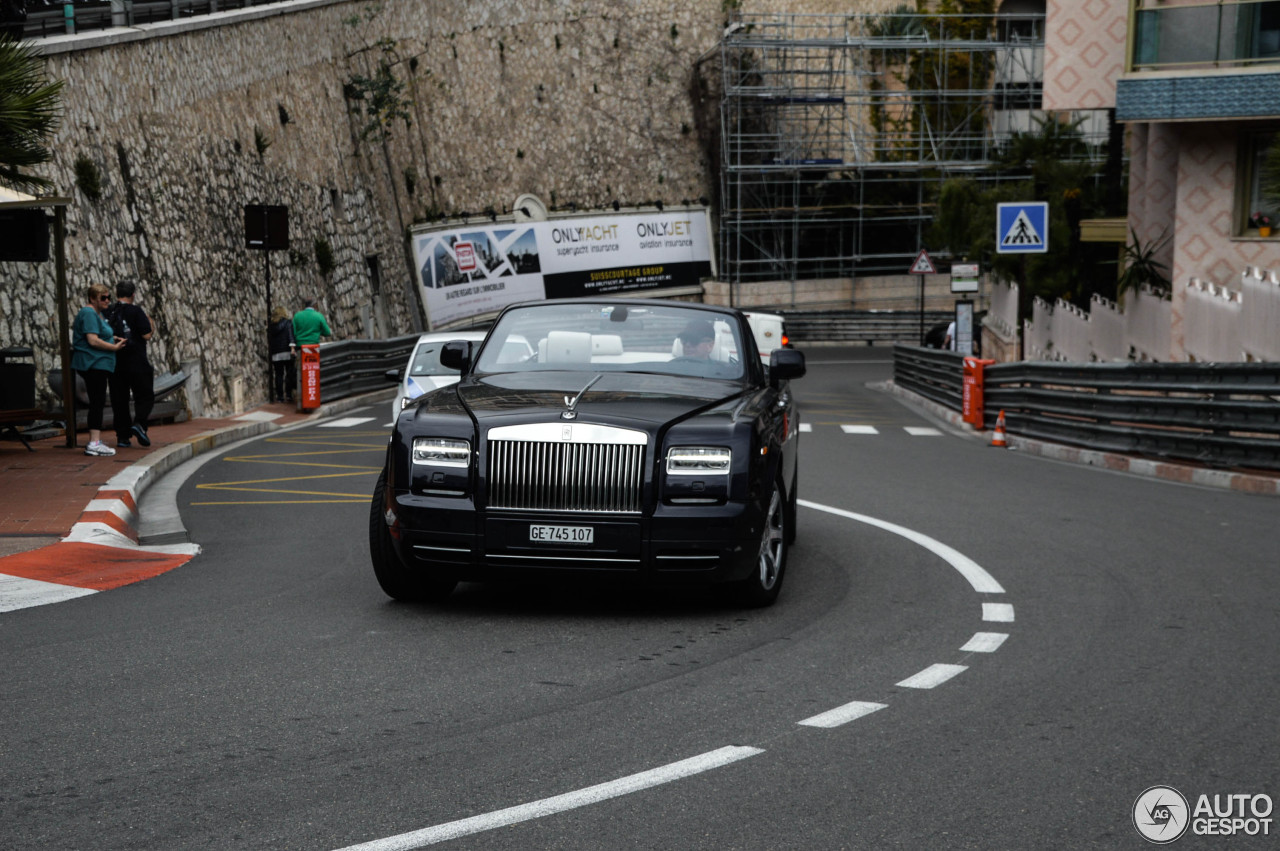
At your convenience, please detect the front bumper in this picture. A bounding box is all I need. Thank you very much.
[387,491,763,585]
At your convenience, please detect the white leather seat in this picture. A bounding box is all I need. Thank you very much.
[544,331,592,363]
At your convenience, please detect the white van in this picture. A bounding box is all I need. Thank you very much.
[744,311,790,364]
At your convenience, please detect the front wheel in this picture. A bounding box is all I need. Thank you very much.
[369,469,457,603]
[733,478,787,608]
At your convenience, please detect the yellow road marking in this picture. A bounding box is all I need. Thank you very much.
[192,432,386,506]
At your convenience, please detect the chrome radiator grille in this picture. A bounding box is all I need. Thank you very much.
[487,440,645,513]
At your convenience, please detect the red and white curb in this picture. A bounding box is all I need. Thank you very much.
[0,421,283,614]
[0,472,201,614]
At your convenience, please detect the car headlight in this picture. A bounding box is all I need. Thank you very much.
[413,437,470,467]
[666,446,732,475]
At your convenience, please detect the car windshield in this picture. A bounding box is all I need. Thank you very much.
[408,342,456,377]
[473,303,747,380]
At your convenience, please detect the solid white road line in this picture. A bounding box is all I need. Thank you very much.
[840,425,879,434]
[799,423,812,432]
[320,417,377,428]
[983,602,1016,622]
[961,632,1009,653]
[0,574,97,612]
[903,426,942,436]
[797,500,1006,594]
[798,700,888,729]
[897,664,968,689]
[331,746,765,851]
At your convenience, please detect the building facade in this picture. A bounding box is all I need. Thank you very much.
[1045,0,1280,361]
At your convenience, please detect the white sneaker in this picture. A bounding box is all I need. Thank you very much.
[85,441,116,457]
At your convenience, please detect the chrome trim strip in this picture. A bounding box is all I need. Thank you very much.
[486,553,641,563]
[488,422,647,444]
[413,544,471,554]
[655,554,719,561]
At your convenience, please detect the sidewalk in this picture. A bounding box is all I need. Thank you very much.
[0,392,389,612]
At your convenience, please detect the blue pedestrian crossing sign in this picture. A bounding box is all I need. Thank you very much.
[997,202,1048,254]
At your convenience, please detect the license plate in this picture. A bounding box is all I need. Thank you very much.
[529,524,594,544]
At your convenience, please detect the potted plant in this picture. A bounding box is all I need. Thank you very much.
[1250,211,1272,237]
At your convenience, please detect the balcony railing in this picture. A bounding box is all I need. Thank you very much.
[1132,0,1280,70]
[5,1,298,40]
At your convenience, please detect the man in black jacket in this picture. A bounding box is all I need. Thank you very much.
[106,280,155,448]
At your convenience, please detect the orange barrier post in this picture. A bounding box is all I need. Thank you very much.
[990,409,1008,448]
[299,344,321,411]
[962,357,996,429]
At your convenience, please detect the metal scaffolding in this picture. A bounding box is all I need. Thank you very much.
[717,9,1109,285]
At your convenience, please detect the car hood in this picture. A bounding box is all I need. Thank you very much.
[447,371,746,430]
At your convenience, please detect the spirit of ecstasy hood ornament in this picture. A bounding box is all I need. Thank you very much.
[562,374,603,420]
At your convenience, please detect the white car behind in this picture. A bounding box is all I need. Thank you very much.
[387,331,487,422]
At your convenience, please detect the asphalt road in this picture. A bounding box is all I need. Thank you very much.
[2,347,1277,849]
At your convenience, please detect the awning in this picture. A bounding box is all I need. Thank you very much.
[0,185,39,205]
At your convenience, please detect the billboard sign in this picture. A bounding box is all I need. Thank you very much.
[410,210,714,328]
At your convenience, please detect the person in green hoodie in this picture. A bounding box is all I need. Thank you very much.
[292,296,332,346]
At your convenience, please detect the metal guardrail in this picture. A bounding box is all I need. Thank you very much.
[317,334,418,403]
[893,345,1280,472]
[891,345,964,411]
[783,310,953,345]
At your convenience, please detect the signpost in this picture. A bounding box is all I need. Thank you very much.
[996,202,1048,254]
[245,204,289,404]
[909,249,936,345]
[951,262,979,294]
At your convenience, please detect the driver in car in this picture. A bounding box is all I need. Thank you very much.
[676,318,716,361]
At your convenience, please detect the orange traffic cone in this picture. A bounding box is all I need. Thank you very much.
[990,409,1008,448]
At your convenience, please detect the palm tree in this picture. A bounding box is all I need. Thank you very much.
[0,34,64,191]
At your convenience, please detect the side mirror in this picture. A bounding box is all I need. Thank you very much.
[440,340,473,373]
[384,368,402,383]
[769,348,806,386]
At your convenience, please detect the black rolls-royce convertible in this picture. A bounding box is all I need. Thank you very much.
[370,298,806,606]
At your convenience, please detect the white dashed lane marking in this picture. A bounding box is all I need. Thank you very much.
[817,425,947,435]
[897,664,968,689]
[797,701,887,729]
[961,632,1009,653]
[983,603,1016,622]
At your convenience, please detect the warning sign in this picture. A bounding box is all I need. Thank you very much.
[996,203,1049,254]
[454,241,477,272]
[908,249,937,274]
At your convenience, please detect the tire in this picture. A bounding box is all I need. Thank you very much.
[734,477,787,608]
[369,469,457,603]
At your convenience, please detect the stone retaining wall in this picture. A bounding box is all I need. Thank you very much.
[1,0,899,415]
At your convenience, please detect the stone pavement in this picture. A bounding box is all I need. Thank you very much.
[0,391,390,612]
